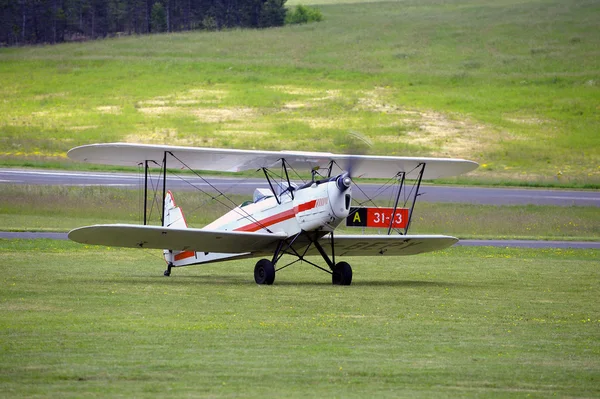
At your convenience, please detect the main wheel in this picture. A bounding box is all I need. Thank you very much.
[254,259,275,285]
[332,261,352,286]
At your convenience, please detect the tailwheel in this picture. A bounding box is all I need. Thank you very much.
[254,259,275,285]
[164,263,172,277]
[332,261,352,286]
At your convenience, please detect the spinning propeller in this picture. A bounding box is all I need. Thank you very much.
[336,131,373,192]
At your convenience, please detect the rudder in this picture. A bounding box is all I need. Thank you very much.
[162,191,249,270]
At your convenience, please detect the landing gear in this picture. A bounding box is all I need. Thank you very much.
[262,231,353,286]
[254,259,275,285]
[164,262,172,276]
[332,261,352,286]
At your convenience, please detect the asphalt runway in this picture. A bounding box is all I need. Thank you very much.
[2,168,598,249]
[1,232,598,249]
[2,168,599,207]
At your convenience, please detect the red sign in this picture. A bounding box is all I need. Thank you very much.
[346,207,408,229]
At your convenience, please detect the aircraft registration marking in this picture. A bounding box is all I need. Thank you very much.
[346,207,409,229]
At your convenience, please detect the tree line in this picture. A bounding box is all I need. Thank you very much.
[0,0,288,46]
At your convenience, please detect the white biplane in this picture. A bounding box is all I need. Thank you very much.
[67,143,478,285]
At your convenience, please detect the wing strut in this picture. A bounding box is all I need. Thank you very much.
[261,158,301,205]
[161,151,168,226]
[387,171,406,235]
[404,163,426,235]
[143,160,149,225]
[348,162,426,236]
[138,152,169,227]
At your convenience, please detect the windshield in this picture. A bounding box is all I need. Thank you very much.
[273,181,298,196]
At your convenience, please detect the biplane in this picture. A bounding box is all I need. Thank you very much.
[67,143,478,285]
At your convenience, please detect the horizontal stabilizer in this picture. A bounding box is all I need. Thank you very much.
[68,224,286,254]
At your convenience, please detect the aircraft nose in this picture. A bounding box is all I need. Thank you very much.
[336,173,352,191]
[329,175,352,219]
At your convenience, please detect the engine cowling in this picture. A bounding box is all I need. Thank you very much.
[328,173,352,220]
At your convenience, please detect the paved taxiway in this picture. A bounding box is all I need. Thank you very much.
[2,168,598,249]
[1,168,598,207]
[0,232,598,249]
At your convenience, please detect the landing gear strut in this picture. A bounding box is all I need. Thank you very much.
[261,231,353,286]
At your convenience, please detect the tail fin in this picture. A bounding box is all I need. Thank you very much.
[162,191,249,269]
[164,191,187,229]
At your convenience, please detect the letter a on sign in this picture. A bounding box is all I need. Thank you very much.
[346,207,367,227]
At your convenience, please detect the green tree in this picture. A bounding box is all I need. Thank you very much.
[259,0,286,28]
[150,1,166,32]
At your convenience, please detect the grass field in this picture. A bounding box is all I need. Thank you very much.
[1,184,599,240]
[0,0,598,186]
[0,240,598,397]
[1,1,598,396]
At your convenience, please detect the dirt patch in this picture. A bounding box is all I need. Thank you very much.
[139,100,169,106]
[221,121,272,131]
[504,116,546,125]
[137,103,255,122]
[33,92,69,100]
[312,90,341,102]
[214,130,269,137]
[355,88,500,159]
[138,88,228,108]
[185,88,228,100]
[404,110,493,158]
[66,125,99,131]
[129,85,499,162]
[137,106,178,115]
[283,102,309,109]
[269,85,323,96]
[190,107,256,123]
[125,128,200,146]
[288,117,352,129]
[273,86,341,108]
[96,106,121,114]
[173,99,203,105]
[355,87,402,114]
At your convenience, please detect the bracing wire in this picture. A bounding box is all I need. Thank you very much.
[166,152,273,233]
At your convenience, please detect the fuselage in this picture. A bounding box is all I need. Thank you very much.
[204,175,352,237]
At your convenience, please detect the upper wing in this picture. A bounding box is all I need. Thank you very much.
[67,143,478,179]
[310,235,459,256]
[68,224,286,253]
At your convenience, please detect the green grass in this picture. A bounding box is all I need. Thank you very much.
[1,184,599,240]
[0,0,599,186]
[0,240,598,397]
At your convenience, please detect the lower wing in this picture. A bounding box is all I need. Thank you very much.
[313,235,458,256]
[69,225,457,257]
[68,224,286,254]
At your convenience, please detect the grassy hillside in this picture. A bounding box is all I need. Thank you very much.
[0,0,598,185]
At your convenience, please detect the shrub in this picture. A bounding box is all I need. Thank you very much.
[285,5,323,25]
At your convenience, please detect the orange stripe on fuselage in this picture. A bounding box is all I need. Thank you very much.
[174,250,196,261]
[234,200,319,232]
[296,200,317,213]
